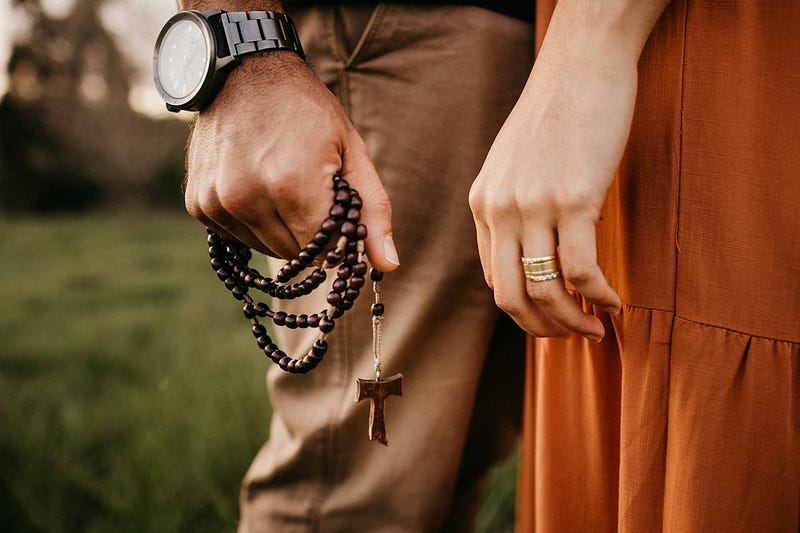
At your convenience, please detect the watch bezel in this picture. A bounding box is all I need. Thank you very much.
[153,10,219,112]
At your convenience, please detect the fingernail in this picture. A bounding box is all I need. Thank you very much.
[584,334,603,343]
[384,234,400,266]
[603,305,621,316]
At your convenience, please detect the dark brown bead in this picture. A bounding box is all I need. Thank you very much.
[208,245,226,257]
[327,292,341,306]
[349,276,365,289]
[340,221,357,238]
[289,259,302,272]
[346,208,360,223]
[296,360,311,374]
[334,189,351,205]
[371,303,385,316]
[265,343,278,355]
[211,257,225,270]
[224,277,238,290]
[285,314,297,329]
[313,231,329,246]
[252,324,267,337]
[303,354,321,366]
[340,299,353,310]
[321,218,338,235]
[276,269,290,283]
[326,250,342,265]
[352,262,367,277]
[332,307,344,318]
[344,253,358,266]
[207,232,222,245]
[307,314,320,328]
[298,250,313,265]
[243,304,256,319]
[278,356,291,368]
[345,288,359,301]
[256,335,271,349]
[349,192,362,209]
[329,204,346,220]
[273,311,287,326]
[306,242,322,256]
[337,265,351,279]
[356,224,368,240]
[332,279,347,292]
[232,286,247,300]
[254,302,269,316]
[311,269,327,283]
[370,268,384,282]
[334,178,349,190]
[296,314,308,328]
[312,339,328,356]
[217,269,230,281]
[319,317,335,333]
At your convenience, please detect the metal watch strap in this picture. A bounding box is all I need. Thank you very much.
[221,11,305,60]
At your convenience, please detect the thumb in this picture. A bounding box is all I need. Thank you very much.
[341,136,400,273]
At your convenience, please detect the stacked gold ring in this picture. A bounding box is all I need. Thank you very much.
[521,255,561,282]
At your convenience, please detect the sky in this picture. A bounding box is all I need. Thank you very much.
[0,0,178,117]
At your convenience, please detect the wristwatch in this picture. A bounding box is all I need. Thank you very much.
[153,10,304,112]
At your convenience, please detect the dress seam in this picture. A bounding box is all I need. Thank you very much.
[622,302,799,346]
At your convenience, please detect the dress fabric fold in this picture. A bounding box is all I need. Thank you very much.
[518,1,800,531]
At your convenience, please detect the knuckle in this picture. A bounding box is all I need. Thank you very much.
[561,263,597,286]
[527,283,557,306]
[493,288,522,315]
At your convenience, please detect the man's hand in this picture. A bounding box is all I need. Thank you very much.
[184,52,399,271]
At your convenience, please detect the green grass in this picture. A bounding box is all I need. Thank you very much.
[0,213,515,532]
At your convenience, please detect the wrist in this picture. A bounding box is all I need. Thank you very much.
[542,0,670,67]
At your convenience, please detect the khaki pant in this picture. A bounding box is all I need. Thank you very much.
[239,5,534,532]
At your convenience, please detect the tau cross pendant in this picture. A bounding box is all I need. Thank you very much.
[355,373,403,445]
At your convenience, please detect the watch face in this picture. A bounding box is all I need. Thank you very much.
[156,18,210,100]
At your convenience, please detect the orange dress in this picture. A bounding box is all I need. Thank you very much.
[518,1,800,531]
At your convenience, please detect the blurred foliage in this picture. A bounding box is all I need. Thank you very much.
[0,214,271,531]
[0,0,186,213]
[0,214,518,532]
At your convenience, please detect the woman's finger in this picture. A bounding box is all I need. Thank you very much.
[490,227,567,337]
[520,222,605,340]
[556,215,621,314]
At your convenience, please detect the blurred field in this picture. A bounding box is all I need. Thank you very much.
[0,214,515,532]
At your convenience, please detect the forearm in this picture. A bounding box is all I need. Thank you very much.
[542,0,671,66]
[177,0,284,12]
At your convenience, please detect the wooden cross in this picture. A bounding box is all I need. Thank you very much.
[355,373,403,446]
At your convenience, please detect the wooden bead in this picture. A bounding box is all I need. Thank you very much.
[327,292,341,306]
[340,221,357,238]
[349,276,365,289]
[307,314,320,328]
[346,208,360,223]
[334,189,351,206]
[329,205,346,220]
[312,339,328,356]
[356,224,368,240]
[352,262,367,277]
[273,311,287,326]
[371,303,384,316]
[252,324,267,337]
[319,316,335,333]
[321,218,338,235]
[296,314,308,328]
[285,314,297,329]
[370,268,384,282]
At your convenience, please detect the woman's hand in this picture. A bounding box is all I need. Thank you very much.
[469,0,668,341]
[185,52,400,272]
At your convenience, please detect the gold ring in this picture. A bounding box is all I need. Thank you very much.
[521,255,561,282]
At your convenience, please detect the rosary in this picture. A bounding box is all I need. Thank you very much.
[206,174,402,445]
